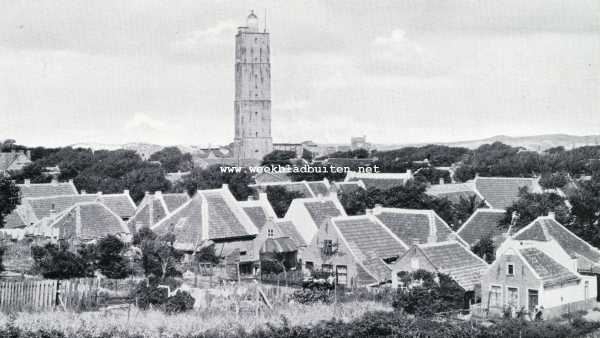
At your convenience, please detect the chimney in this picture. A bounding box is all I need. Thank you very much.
[406,169,413,176]
[26,150,31,160]
[155,191,162,197]
[547,211,556,220]
[222,183,229,190]
[81,190,87,194]
[123,189,130,196]
[439,177,445,185]
[373,204,383,215]
[51,178,58,185]
[411,238,420,246]
[24,179,31,185]
[258,192,268,201]
[247,195,255,201]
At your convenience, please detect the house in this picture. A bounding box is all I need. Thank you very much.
[472,176,543,210]
[283,194,347,245]
[481,238,597,318]
[507,213,600,273]
[128,191,190,231]
[425,181,484,205]
[151,185,258,255]
[371,207,467,247]
[0,150,31,176]
[344,170,414,190]
[32,201,131,243]
[191,147,237,169]
[17,179,79,199]
[390,241,489,302]
[250,179,332,198]
[302,214,407,287]
[457,208,508,248]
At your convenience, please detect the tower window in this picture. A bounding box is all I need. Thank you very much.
[255,132,258,137]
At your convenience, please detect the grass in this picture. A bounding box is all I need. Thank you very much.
[0,301,391,338]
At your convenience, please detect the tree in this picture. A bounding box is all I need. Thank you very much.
[141,233,183,281]
[0,177,20,228]
[414,168,451,185]
[174,165,253,200]
[266,186,303,217]
[568,175,600,247]
[96,235,129,279]
[539,172,569,189]
[194,242,220,265]
[301,148,314,162]
[261,150,297,167]
[502,188,571,231]
[31,243,92,279]
[133,227,158,245]
[149,147,193,172]
[339,188,374,215]
[472,236,495,264]
[392,270,464,317]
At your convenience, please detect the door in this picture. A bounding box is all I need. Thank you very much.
[507,287,519,309]
[528,289,539,312]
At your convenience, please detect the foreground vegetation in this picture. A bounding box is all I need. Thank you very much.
[0,307,599,338]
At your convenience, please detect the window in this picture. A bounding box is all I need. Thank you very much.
[240,251,247,256]
[336,265,348,285]
[305,261,314,271]
[322,264,333,274]
[267,229,274,238]
[507,264,514,276]
[323,240,333,255]
[507,287,519,308]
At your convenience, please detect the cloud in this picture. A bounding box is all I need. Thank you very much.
[124,113,167,131]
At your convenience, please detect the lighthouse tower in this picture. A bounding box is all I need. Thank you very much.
[233,11,272,163]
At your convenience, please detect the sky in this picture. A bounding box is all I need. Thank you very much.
[1,0,599,147]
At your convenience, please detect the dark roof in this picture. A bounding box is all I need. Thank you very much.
[474,177,541,209]
[304,201,343,228]
[162,193,190,212]
[457,209,506,246]
[17,181,78,199]
[242,206,268,229]
[277,220,306,247]
[514,217,600,264]
[152,197,204,249]
[417,241,488,290]
[519,247,580,287]
[375,209,454,245]
[334,216,406,260]
[426,183,481,204]
[204,191,248,239]
[50,202,129,241]
[260,237,297,253]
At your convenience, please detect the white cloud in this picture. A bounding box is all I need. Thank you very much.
[172,21,237,54]
[124,113,167,131]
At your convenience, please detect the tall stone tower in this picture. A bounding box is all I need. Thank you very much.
[233,11,272,163]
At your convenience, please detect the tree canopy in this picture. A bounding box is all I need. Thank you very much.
[0,177,20,228]
[149,147,193,172]
[174,165,253,200]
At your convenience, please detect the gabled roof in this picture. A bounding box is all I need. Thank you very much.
[260,237,297,253]
[284,195,347,244]
[0,152,31,172]
[344,171,413,190]
[519,247,580,287]
[250,179,331,198]
[277,220,306,247]
[128,192,190,230]
[17,180,79,199]
[26,192,136,221]
[254,172,291,184]
[331,215,408,261]
[473,177,542,210]
[151,186,257,250]
[373,207,465,246]
[238,193,277,230]
[48,202,130,241]
[457,208,507,247]
[405,241,488,291]
[425,182,483,205]
[513,216,600,266]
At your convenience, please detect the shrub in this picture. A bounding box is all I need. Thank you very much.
[131,281,168,310]
[392,270,464,316]
[31,243,93,279]
[164,290,195,314]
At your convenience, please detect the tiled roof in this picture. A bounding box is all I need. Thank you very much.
[17,181,78,199]
[514,217,600,264]
[304,201,343,228]
[260,237,297,253]
[50,202,129,241]
[162,193,190,212]
[474,177,542,209]
[277,220,306,247]
[254,172,291,184]
[26,193,136,220]
[0,152,31,172]
[426,183,481,204]
[344,171,413,190]
[3,210,27,228]
[334,216,406,260]
[519,247,580,287]
[152,187,257,248]
[374,209,456,245]
[214,240,257,263]
[307,181,330,197]
[416,241,488,290]
[242,206,268,229]
[457,209,507,246]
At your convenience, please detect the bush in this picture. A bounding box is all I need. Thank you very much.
[164,290,195,314]
[131,281,168,310]
[392,270,464,316]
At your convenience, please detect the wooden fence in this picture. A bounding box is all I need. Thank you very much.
[261,270,304,286]
[0,278,139,312]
